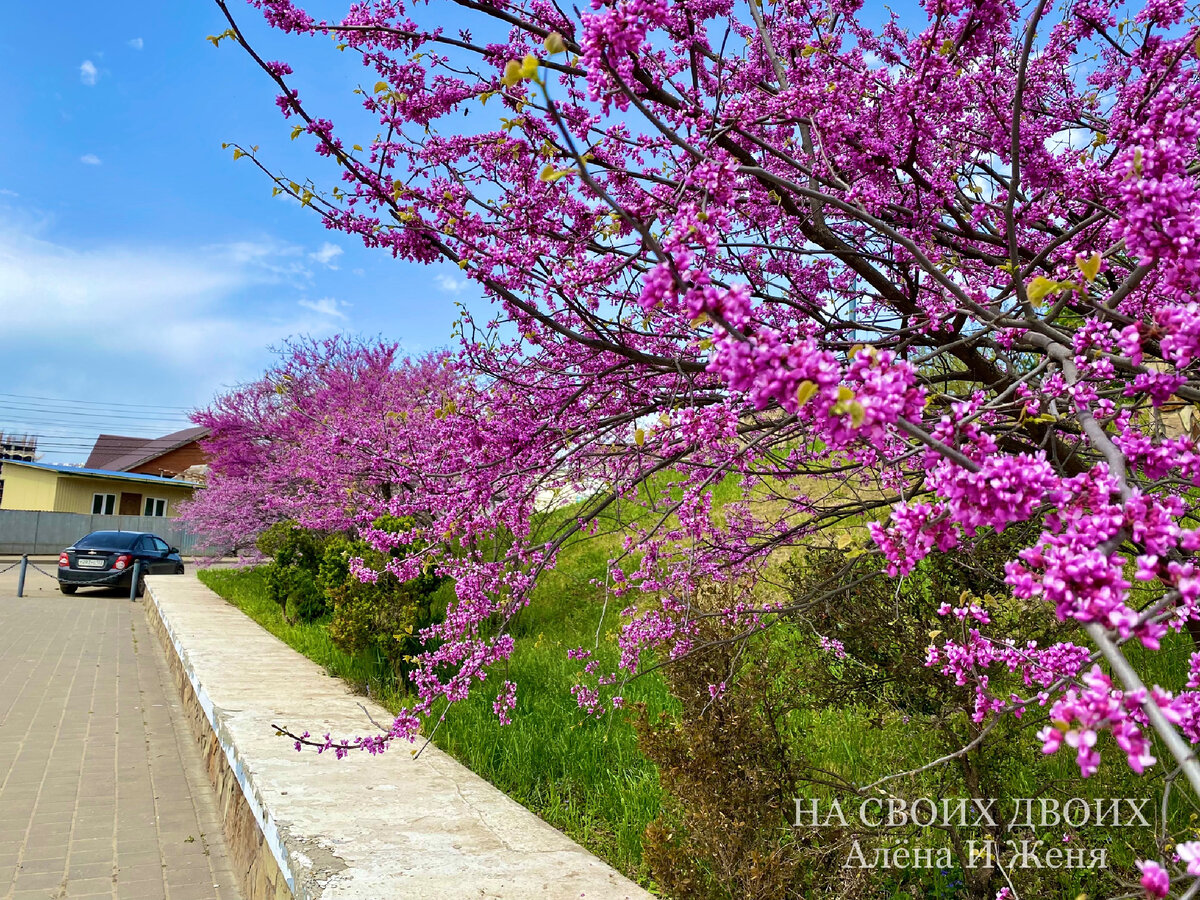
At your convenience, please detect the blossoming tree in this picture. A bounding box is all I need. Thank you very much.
[197,0,1200,892]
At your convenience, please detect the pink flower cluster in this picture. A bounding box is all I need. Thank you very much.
[1037,666,1155,777]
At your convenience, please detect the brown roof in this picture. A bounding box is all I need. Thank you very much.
[84,434,153,469]
[85,426,210,473]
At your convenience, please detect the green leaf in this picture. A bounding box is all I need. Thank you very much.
[796,380,818,407]
[539,164,575,183]
[1076,252,1101,282]
[501,59,522,87]
[1025,276,1060,305]
[848,401,866,428]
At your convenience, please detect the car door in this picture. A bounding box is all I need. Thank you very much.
[136,536,165,574]
[151,536,174,572]
[133,536,158,574]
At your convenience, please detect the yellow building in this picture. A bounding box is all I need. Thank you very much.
[0,460,197,518]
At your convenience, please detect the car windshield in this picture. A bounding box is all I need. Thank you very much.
[75,532,140,550]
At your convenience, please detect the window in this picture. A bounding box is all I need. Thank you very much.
[143,497,167,517]
[92,493,116,515]
[77,531,137,549]
[152,537,170,554]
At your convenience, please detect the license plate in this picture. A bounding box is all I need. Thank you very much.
[77,558,105,569]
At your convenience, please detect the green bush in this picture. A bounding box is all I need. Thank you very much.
[322,526,444,686]
[257,523,329,622]
[255,519,445,680]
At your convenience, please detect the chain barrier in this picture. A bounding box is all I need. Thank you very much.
[11,556,143,599]
[26,561,61,579]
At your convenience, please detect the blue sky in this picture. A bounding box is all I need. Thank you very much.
[0,1,476,462]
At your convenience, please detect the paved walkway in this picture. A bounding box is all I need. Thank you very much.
[0,564,242,900]
[147,575,653,900]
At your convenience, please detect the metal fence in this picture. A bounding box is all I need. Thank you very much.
[0,510,211,555]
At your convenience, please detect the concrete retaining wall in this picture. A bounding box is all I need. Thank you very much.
[0,509,212,555]
[143,574,654,900]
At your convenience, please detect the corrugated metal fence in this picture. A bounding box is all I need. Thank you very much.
[0,510,212,555]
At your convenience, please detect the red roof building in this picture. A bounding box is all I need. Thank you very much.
[84,426,210,479]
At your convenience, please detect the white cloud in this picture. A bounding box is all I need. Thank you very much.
[0,215,344,422]
[309,242,343,268]
[298,297,348,319]
[80,154,101,166]
[128,37,144,50]
[433,272,466,293]
[0,189,17,198]
[80,60,98,86]
[216,238,312,280]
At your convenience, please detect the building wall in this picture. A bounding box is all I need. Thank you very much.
[0,465,59,511]
[53,476,194,517]
[127,442,209,478]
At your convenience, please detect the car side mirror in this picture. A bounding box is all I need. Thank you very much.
[168,547,179,555]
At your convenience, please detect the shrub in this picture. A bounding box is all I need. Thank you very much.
[634,524,1150,900]
[256,523,329,623]
[256,518,444,680]
[636,615,859,900]
[324,528,444,686]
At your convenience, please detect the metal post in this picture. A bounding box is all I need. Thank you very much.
[16,555,27,598]
[129,560,142,602]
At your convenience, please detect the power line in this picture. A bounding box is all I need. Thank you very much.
[0,392,192,412]
[0,406,196,425]
[3,433,203,445]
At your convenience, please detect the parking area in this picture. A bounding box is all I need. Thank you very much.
[0,563,242,900]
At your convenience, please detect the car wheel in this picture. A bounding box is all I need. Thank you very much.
[59,583,77,595]
[135,573,147,598]
[173,564,185,575]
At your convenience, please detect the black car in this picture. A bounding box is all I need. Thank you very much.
[58,531,184,596]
